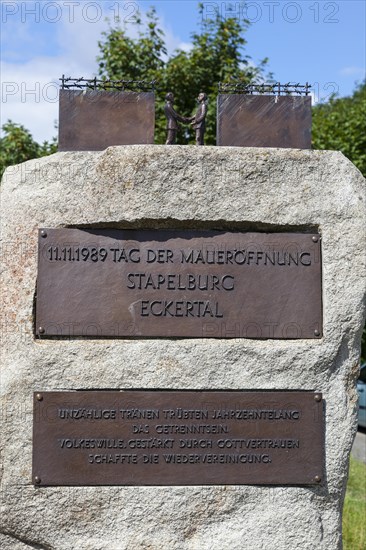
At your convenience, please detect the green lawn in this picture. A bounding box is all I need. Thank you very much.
[343,455,366,550]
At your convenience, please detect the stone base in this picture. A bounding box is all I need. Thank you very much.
[1,146,365,549]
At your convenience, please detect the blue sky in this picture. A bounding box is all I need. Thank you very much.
[1,0,365,142]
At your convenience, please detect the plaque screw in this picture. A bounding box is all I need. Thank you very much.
[314,475,321,483]
[314,329,320,337]
[40,230,47,238]
[314,394,322,402]
[34,476,41,484]
[38,327,45,335]
[36,393,43,401]
[312,236,319,243]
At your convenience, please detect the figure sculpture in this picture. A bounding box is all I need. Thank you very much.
[164,92,191,145]
[191,92,208,146]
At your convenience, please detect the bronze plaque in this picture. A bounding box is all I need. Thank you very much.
[35,229,322,338]
[58,89,155,151]
[32,391,324,486]
[217,95,311,148]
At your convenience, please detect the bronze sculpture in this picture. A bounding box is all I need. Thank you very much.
[164,92,191,145]
[164,91,208,145]
[58,76,156,150]
[216,81,312,149]
[191,92,208,146]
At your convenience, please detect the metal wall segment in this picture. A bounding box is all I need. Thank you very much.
[58,89,155,151]
[217,95,312,148]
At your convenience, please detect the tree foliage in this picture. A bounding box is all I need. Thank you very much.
[312,80,366,177]
[97,7,166,82]
[0,120,57,180]
[97,3,271,144]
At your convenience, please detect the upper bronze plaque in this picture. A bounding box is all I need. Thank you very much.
[32,391,324,486]
[35,229,322,338]
[217,95,312,149]
[58,90,155,151]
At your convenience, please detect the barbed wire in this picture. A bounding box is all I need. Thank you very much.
[60,75,156,92]
[218,81,311,96]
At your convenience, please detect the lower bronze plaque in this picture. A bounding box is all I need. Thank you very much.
[33,391,324,486]
[35,229,322,339]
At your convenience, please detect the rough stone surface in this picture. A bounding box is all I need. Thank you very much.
[1,145,365,550]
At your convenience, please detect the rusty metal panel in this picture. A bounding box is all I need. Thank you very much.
[217,95,312,149]
[32,390,324,486]
[58,89,155,151]
[35,229,322,339]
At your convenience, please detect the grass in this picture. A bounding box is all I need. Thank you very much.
[343,455,366,550]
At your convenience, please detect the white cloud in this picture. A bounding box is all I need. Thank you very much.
[1,2,191,142]
[1,53,102,143]
[339,66,365,77]
[1,5,111,142]
[309,91,317,106]
[176,41,193,53]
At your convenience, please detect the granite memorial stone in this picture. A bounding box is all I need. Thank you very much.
[1,145,365,550]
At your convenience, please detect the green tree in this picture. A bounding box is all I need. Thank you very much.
[312,82,366,363]
[0,120,57,179]
[97,3,271,144]
[97,6,166,83]
[312,80,366,176]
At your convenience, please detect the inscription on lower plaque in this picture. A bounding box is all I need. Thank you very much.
[35,229,322,338]
[32,391,324,486]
